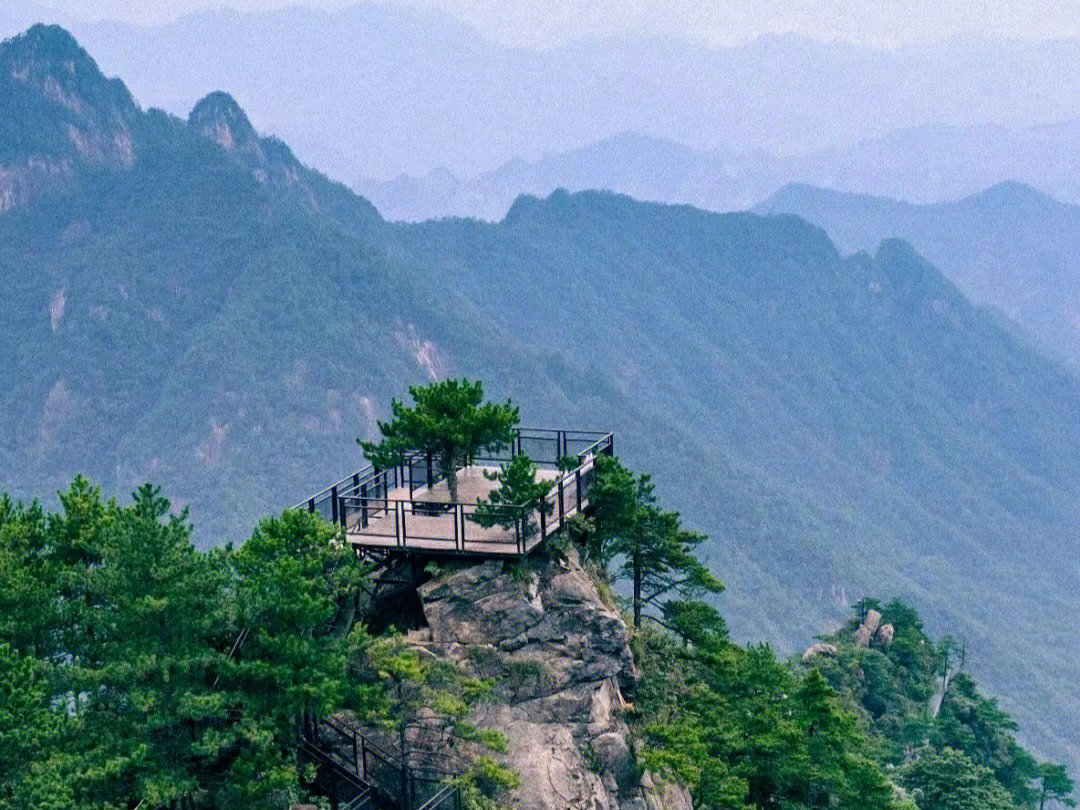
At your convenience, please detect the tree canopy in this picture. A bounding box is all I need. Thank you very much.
[359,379,519,503]
[1,445,1073,810]
[586,455,722,627]
[0,479,366,809]
[472,453,553,535]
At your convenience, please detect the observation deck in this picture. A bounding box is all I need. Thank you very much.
[300,428,614,557]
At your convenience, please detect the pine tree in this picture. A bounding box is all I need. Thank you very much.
[589,455,722,627]
[472,453,554,536]
[359,379,518,504]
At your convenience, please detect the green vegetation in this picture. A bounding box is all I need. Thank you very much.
[572,458,1076,810]
[0,479,360,807]
[348,630,518,804]
[0,480,516,810]
[793,598,1076,810]
[1,427,1074,809]
[630,590,1076,810]
[359,379,519,503]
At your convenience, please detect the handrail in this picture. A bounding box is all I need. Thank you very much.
[304,716,463,810]
[300,738,370,794]
[415,782,461,810]
[298,428,613,508]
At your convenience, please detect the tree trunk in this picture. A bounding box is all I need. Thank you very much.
[633,547,642,629]
[441,450,459,503]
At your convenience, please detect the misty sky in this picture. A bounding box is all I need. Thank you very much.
[20,0,1080,47]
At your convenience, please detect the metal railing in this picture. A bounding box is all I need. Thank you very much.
[305,717,461,810]
[299,429,613,557]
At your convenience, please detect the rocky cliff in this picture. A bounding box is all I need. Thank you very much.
[407,551,692,810]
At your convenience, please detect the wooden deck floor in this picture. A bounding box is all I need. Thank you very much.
[344,463,588,556]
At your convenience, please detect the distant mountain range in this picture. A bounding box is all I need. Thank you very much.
[361,122,1080,222]
[5,23,1080,773]
[6,3,1080,196]
[359,132,780,221]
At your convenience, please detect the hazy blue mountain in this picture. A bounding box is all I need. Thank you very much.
[34,4,1080,188]
[757,181,1080,372]
[5,24,1080,772]
[789,120,1080,204]
[359,132,781,221]
[364,121,1080,222]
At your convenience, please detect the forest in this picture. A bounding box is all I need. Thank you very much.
[0,386,1071,809]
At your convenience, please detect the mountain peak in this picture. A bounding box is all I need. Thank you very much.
[188,91,259,153]
[0,25,137,119]
[965,180,1056,208]
[3,24,86,66]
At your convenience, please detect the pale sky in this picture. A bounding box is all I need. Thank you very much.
[23,0,1080,48]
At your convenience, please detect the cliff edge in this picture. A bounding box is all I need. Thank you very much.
[408,550,691,810]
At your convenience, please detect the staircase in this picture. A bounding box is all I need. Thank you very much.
[302,717,461,810]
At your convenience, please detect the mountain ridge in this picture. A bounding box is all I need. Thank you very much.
[756,180,1080,372]
[34,4,1080,186]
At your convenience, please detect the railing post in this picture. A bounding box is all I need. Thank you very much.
[330,486,339,524]
[539,504,546,538]
[516,511,522,554]
[307,497,315,513]
[453,504,461,551]
[558,479,565,529]
[352,729,359,775]
[426,450,434,489]
[360,483,368,527]
[576,469,582,511]
[398,501,406,547]
[401,764,410,810]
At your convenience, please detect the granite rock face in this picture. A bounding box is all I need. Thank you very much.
[413,551,691,810]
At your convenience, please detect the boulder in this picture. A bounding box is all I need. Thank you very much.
[641,772,695,810]
[863,609,882,635]
[877,623,895,647]
[802,642,838,660]
[854,625,872,647]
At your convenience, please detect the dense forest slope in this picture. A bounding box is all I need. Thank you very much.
[3,25,1080,770]
[757,181,1080,372]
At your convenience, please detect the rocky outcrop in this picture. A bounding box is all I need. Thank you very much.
[802,642,838,660]
[189,91,310,192]
[877,623,895,647]
[0,25,138,212]
[411,550,691,810]
[853,609,893,649]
